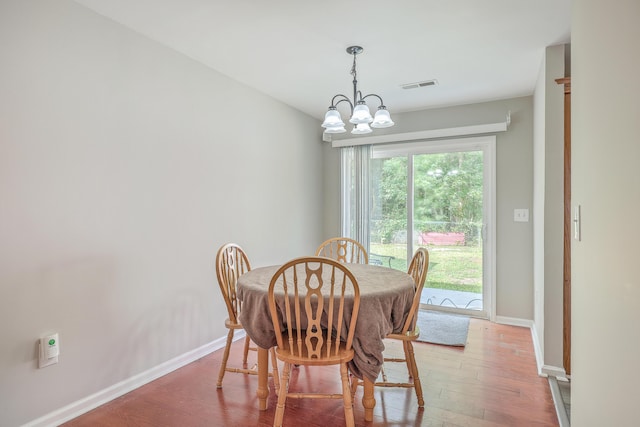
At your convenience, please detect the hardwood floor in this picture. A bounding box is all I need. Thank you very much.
[62,319,558,426]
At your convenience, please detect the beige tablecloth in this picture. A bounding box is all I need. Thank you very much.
[237,262,415,383]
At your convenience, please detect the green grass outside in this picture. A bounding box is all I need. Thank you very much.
[369,243,482,294]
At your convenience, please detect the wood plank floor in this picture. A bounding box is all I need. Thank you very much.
[62,319,558,426]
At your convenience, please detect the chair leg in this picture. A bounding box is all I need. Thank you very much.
[273,362,290,427]
[350,374,360,399]
[340,363,355,427]
[242,334,251,368]
[402,341,414,380]
[216,329,234,388]
[405,341,424,407]
[269,348,280,392]
[380,363,388,382]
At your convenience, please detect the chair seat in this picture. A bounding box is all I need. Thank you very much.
[275,332,355,366]
[224,318,244,330]
[386,325,420,341]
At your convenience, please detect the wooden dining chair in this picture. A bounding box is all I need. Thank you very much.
[215,243,279,390]
[268,256,361,427]
[351,247,429,407]
[315,237,369,264]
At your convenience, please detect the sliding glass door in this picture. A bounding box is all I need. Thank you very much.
[366,136,495,318]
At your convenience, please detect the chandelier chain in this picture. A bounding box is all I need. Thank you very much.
[351,53,357,80]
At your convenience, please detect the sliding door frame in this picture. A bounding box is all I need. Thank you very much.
[370,135,496,320]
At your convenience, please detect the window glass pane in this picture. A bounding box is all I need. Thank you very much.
[413,151,484,311]
[369,156,408,270]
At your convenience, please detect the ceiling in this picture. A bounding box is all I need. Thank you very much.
[74,0,571,122]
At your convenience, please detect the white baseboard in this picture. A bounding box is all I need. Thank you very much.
[542,364,567,379]
[530,321,545,375]
[22,333,242,427]
[494,315,533,328]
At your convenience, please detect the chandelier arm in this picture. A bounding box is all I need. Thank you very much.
[330,95,354,113]
[360,93,386,107]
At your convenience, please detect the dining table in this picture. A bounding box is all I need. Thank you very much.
[237,261,416,422]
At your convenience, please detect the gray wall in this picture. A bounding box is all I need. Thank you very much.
[0,1,323,425]
[532,44,566,374]
[321,142,342,241]
[322,97,535,321]
[572,1,640,425]
[542,45,566,374]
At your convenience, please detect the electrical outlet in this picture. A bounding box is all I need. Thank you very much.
[39,333,59,368]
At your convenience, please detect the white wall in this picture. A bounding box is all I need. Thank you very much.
[572,1,640,425]
[0,1,323,425]
[323,97,535,321]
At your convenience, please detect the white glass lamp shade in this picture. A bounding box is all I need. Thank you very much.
[349,102,373,124]
[351,123,372,135]
[324,124,347,134]
[371,107,395,128]
[321,108,345,128]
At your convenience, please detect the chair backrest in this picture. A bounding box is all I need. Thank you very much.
[402,248,430,334]
[268,256,361,360]
[216,243,251,324]
[315,237,369,264]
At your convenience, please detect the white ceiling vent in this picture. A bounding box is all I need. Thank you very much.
[401,79,438,90]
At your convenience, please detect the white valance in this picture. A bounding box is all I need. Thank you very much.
[330,113,510,148]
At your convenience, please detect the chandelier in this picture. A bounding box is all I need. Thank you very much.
[321,46,395,135]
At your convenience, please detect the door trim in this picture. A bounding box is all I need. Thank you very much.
[556,76,571,375]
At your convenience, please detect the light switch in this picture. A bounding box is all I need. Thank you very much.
[514,209,529,222]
